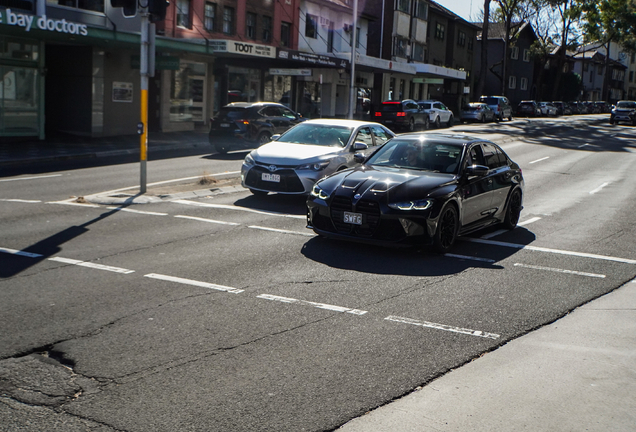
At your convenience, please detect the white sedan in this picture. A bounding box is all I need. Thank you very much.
[241,119,395,195]
[539,102,558,116]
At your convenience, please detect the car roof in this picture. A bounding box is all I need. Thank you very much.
[299,119,387,127]
[417,100,441,103]
[223,102,285,108]
[393,132,490,146]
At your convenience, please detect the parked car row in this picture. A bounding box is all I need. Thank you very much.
[373,99,455,131]
[514,100,612,118]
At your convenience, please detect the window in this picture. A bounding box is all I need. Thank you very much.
[520,77,528,90]
[508,75,516,89]
[482,144,505,169]
[632,53,635,64]
[371,126,393,145]
[523,49,530,62]
[510,46,519,60]
[467,37,473,51]
[458,31,466,47]
[262,16,272,42]
[396,0,410,13]
[350,27,361,48]
[246,12,256,39]
[412,42,425,62]
[354,128,374,147]
[176,0,191,28]
[327,22,334,53]
[204,3,216,32]
[305,13,317,39]
[223,7,234,34]
[630,71,634,83]
[435,23,445,40]
[47,0,102,12]
[281,21,291,47]
[394,37,408,57]
[598,65,603,76]
[414,0,427,19]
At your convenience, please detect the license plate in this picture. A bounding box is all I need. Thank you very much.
[343,212,362,225]
[262,173,280,182]
[220,123,230,127]
[385,120,393,123]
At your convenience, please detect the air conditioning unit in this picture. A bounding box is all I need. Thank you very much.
[343,24,353,33]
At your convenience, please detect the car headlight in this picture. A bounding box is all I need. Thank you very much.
[244,154,255,166]
[388,199,433,211]
[310,184,330,200]
[297,160,331,171]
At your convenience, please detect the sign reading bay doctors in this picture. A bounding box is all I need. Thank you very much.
[0,9,88,35]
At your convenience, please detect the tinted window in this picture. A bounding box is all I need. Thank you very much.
[381,102,403,112]
[404,101,418,110]
[278,123,352,147]
[482,143,505,169]
[280,107,298,119]
[353,127,374,146]
[218,107,249,119]
[370,126,392,145]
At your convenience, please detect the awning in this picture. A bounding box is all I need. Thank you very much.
[332,52,417,75]
[414,63,467,80]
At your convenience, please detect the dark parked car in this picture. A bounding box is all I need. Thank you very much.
[307,133,524,253]
[374,99,429,132]
[552,101,572,116]
[610,100,636,125]
[517,101,541,117]
[209,102,304,154]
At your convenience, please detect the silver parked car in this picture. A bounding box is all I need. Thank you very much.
[241,119,395,195]
[460,102,495,123]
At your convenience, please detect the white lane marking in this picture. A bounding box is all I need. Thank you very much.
[0,247,43,258]
[514,263,606,278]
[144,273,244,294]
[0,174,63,182]
[173,199,306,219]
[106,206,168,216]
[0,199,42,203]
[481,229,507,239]
[529,157,549,164]
[589,182,610,195]
[175,215,240,225]
[257,294,367,315]
[48,257,135,274]
[91,172,241,196]
[445,253,495,263]
[47,201,101,208]
[518,217,541,226]
[385,315,500,340]
[248,225,314,237]
[463,238,636,265]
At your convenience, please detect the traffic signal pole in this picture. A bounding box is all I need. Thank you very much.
[139,8,149,194]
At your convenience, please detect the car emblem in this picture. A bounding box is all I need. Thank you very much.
[268,165,277,172]
[354,194,361,199]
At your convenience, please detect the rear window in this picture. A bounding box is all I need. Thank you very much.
[480,97,499,105]
[381,102,404,112]
[217,107,250,119]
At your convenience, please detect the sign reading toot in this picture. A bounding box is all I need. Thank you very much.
[0,9,88,35]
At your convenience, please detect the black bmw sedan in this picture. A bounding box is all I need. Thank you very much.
[306,133,524,253]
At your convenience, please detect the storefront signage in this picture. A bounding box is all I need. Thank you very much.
[0,9,88,35]
[277,49,350,69]
[269,68,312,76]
[112,82,133,103]
[131,55,180,70]
[208,40,275,58]
[413,78,444,84]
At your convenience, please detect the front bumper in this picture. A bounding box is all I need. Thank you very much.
[242,164,320,194]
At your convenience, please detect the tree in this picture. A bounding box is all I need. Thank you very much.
[546,0,581,100]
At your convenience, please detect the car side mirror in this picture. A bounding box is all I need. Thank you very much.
[465,164,489,176]
[354,152,366,163]
[352,142,368,152]
[271,134,281,141]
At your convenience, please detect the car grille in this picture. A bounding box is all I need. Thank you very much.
[245,166,304,193]
[330,196,381,237]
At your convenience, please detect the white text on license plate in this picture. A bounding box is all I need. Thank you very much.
[344,212,362,225]
[262,173,280,182]
[220,123,230,127]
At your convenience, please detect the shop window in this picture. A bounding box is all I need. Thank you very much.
[0,65,40,135]
[305,14,317,39]
[176,0,191,29]
[280,21,291,47]
[47,0,103,13]
[171,62,207,123]
[246,12,256,39]
[204,2,216,32]
[223,6,234,35]
[262,16,272,43]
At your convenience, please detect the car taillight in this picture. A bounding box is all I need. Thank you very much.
[237,119,250,125]
[375,112,382,117]
[396,112,406,117]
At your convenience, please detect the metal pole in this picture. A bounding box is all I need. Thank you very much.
[140,10,149,194]
[348,0,358,119]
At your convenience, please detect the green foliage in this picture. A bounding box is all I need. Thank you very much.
[579,0,636,48]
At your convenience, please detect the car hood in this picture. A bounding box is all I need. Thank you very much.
[251,142,343,164]
[318,165,456,201]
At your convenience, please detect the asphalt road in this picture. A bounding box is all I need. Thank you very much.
[1,116,635,431]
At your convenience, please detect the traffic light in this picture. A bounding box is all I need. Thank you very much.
[148,0,169,22]
[111,0,137,17]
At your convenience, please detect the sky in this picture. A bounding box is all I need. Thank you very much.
[433,0,484,22]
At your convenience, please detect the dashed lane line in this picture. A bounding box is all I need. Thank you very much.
[0,174,63,182]
[107,206,168,216]
[0,199,42,203]
[248,225,314,237]
[0,247,42,258]
[445,253,495,263]
[144,273,244,294]
[257,294,367,315]
[47,201,101,208]
[529,156,550,164]
[514,263,605,278]
[518,217,541,226]
[463,238,636,265]
[589,182,610,195]
[175,215,240,225]
[172,199,306,219]
[385,315,500,340]
[48,257,135,274]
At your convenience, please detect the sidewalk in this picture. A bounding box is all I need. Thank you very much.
[337,279,636,432]
[0,130,211,168]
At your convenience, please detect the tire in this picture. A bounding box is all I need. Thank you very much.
[249,189,268,197]
[446,115,454,128]
[481,115,486,123]
[215,142,230,154]
[407,117,415,132]
[434,116,441,128]
[424,117,430,130]
[508,114,513,121]
[257,131,272,145]
[433,204,458,254]
[502,189,522,230]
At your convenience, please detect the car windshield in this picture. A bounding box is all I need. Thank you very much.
[367,139,463,174]
[616,101,636,109]
[277,124,352,147]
